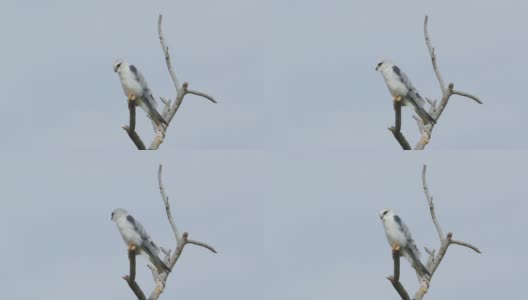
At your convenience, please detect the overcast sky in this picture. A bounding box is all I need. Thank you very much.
[0,0,526,299]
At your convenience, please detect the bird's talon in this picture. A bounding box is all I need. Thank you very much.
[128,244,136,252]
[392,244,401,252]
[393,96,402,103]
[128,94,137,102]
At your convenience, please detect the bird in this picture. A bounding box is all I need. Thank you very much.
[379,209,431,279]
[113,59,168,128]
[111,208,171,273]
[376,60,436,125]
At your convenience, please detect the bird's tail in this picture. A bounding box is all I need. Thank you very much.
[150,255,171,273]
[406,249,431,279]
[149,108,168,128]
[142,249,171,273]
[415,105,436,125]
[138,96,168,127]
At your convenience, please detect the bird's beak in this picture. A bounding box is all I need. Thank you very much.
[375,65,379,71]
[113,66,118,73]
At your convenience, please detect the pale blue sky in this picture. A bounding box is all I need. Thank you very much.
[0,0,526,299]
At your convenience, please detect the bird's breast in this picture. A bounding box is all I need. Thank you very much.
[120,74,144,97]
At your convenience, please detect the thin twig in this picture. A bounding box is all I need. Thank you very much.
[424,15,446,94]
[450,239,482,253]
[158,14,180,93]
[421,165,444,240]
[158,164,181,244]
[451,90,483,104]
[186,89,217,103]
[187,239,218,253]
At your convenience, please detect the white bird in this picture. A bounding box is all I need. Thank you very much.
[111,208,171,273]
[113,59,167,127]
[379,209,431,278]
[376,60,436,125]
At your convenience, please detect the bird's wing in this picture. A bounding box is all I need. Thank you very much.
[126,215,161,256]
[129,65,158,108]
[393,215,421,258]
[392,65,425,107]
[128,64,168,126]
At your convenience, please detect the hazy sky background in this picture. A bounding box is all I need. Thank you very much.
[0,0,526,299]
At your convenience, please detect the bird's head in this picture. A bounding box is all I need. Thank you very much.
[379,209,393,220]
[375,59,393,72]
[111,208,128,221]
[113,59,126,73]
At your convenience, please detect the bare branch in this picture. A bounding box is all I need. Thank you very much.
[421,165,444,241]
[433,83,454,121]
[158,164,181,244]
[388,247,411,300]
[424,15,446,94]
[187,239,218,253]
[424,247,436,270]
[413,115,426,135]
[147,165,216,300]
[158,14,180,93]
[450,239,482,253]
[186,89,217,103]
[413,280,430,300]
[451,90,483,104]
[389,101,411,150]
[123,100,147,150]
[413,165,481,300]
[166,82,188,125]
[124,248,147,300]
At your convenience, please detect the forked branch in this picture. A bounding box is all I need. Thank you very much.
[388,165,481,300]
[123,165,216,300]
[391,16,482,150]
[123,15,216,150]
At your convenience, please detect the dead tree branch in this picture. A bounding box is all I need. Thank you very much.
[124,246,147,300]
[390,16,482,150]
[123,100,147,150]
[388,165,481,300]
[388,247,411,300]
[389,101,412,150]
[123,165,216,300]
[123,15,216,150]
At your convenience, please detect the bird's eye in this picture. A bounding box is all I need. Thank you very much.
[382,210,388,216]
[116,63,121,69]
[377,62,383,67]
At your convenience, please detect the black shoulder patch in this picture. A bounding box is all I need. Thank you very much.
[394,215,402,226]
[129,65,138,75]
[127,215,136,226]
[392,65,401,77]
